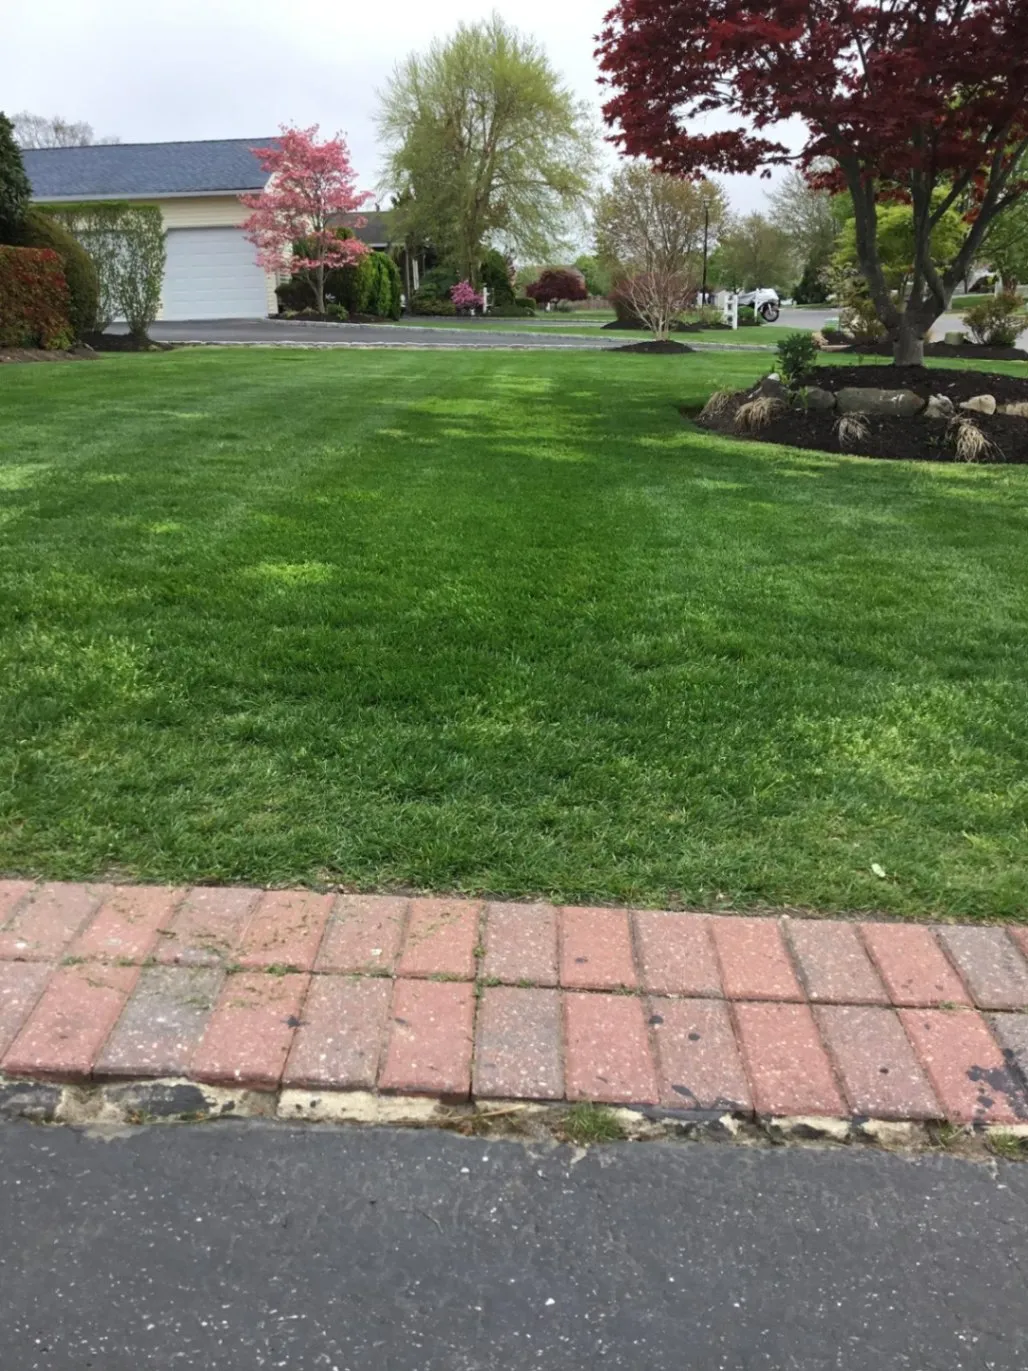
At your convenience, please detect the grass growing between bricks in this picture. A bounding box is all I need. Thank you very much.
[3,348,1028,917]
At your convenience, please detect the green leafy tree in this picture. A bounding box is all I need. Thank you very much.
[767,170,840,275]
[573,254,612,297]
[983,168,1028,289]
[117,206,166,342]
[480,248,515,304]
[378,16,596,283]
[711,214,795,291]
[0,111,31,242]
[835,197,964,297]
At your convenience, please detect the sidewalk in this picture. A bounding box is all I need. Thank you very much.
[0,881,1026,1126]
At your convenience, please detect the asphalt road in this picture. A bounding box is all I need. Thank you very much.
[1,1121,1026,1370]
[139,318,625,349]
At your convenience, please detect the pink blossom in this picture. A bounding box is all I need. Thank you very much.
[451,280,484,311]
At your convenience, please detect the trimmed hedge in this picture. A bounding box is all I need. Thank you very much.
[409,294,456,316]
[15,209,99,338]
[0,246,74,349]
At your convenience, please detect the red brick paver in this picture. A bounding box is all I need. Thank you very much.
[0,962,54,1056]
[815,1005,941,1120]
[634,912,721,997]
[315,895,407,975]
[899,1008,1028,1125]
[564,993,658,1104]
[397,899,479,980]
[236,890,334,972]
[560,907,638,990]
[284,975,392,1090]
[96,966,224,1078]
[0,880,34,924]
[474,987,563,1099]
[937,927,1028,1012]
[482,903,558,986]
[650,998,751,1112]
[734,1002,845,1116]
[379,980,475,1100]
[711,917,803,1002]
[786,920,888,1005]
[3,963,139,1081]
[191,972,309,1091]
[1011,928,1028,964]
[860,924,972,1008]
[0,882,109,962]
[69,886,185,964]
[155,886,260,967]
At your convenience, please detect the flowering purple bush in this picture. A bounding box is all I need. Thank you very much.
[450,280,484,312]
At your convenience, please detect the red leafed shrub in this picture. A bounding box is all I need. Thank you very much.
[0,247,74,350]
[524,267,588,304]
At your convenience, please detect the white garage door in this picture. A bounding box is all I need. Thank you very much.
[160,227,269,321]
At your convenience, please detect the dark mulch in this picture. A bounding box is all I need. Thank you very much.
[0,347,96,365]
[614,339,696,354]
[800,364,1028,407]
[82,332,175,353]
[695,364,1028,464]
[820,330,1028,362]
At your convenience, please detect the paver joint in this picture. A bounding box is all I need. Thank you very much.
[0,880,1026,1125]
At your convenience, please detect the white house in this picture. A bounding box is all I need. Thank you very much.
[22,138,279,321]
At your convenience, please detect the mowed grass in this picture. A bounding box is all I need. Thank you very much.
[1,347,1027,918]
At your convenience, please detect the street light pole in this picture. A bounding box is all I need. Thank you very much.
[701,200,710,307]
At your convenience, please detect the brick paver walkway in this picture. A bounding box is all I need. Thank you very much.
[1,881,1027,1125]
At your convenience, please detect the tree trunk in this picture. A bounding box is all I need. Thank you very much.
[892,324,925,365]
[314,263,326,315]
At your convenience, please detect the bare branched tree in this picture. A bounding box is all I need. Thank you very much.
[12,112,119,149]
[617,266,697,340]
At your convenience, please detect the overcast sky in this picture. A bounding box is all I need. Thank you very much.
[2,0,786,218]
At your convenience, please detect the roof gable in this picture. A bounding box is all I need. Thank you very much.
[23,138,276,201]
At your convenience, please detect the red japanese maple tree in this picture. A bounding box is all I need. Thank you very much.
[241,124,370,314]
[597,0,1028,363]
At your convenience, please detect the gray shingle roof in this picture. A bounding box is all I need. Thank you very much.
[23,138,276,201]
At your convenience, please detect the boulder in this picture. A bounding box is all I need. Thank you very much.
[924,394,955,419]
[999,401,1028,418]
[960,394,997,416]
[797,386,836,411]
[757,375,789,402]
[943,331,965,346]
[836,387,925,417]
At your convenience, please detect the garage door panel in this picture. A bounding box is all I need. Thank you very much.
[161,228,269,321]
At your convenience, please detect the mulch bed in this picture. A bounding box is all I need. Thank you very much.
[82,333,175,353]
[820,330,1028,362]
[1,346,97,365]
[697,365,1028,464]
[614,339,695,354]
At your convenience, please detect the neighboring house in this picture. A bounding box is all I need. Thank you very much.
[22,138,278,321]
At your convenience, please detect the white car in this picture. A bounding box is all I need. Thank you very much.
[737,288,781,322]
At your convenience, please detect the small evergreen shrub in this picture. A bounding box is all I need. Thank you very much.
[776,331,819,388]
[963,293,1028,347]
[16,209,99,337]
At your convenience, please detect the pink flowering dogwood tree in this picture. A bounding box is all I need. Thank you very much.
[241,124,370,314]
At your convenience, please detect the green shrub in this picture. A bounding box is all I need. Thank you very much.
[737,304,762,326]
[963,292,1028,347]
[409,293,456,316]
[793,259,830,304]
[486,304,535,318]
[480,248,515,305]
[113,205,166,341]
[325,250,402,320]
[16,209,99,337]
[0,113,30,243]
[776,331,819,388]
[0,245,73,349]
[514,296,537,313]
[417,265,459,301]
[276,277,314,312]
[839,296,887,345]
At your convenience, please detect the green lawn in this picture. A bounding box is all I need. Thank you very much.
[2,347,1027,919]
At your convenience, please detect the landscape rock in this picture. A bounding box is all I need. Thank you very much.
[999,401,1028,418]
[757,376,789,402]
[836,387,925,417]
[960,394,997,415]
[798,386,837,411]
[943,331,964,346]
[924,394,955,419]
